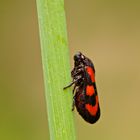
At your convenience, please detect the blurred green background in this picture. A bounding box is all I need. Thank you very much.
[1,0,140,140]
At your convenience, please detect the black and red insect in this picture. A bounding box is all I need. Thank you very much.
[64,52,100,124]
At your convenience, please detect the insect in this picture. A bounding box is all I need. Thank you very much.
[64,52,100,124]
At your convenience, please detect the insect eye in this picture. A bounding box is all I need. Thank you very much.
[74,52,81,61]
[81,55,85,60]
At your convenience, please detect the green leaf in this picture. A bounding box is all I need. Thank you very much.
[36,0,76,140]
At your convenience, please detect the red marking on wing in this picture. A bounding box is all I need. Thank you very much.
[86,66,95,82]
[86,85,95,96]
[85,96,99,116]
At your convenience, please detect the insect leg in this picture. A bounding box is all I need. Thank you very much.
[63,81,75,89]
[72,96,76,111]
[72,84,77,94]
[63,76,82,90]
[72,67,85,77]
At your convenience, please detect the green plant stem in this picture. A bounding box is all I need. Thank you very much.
[36,0,76,140]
